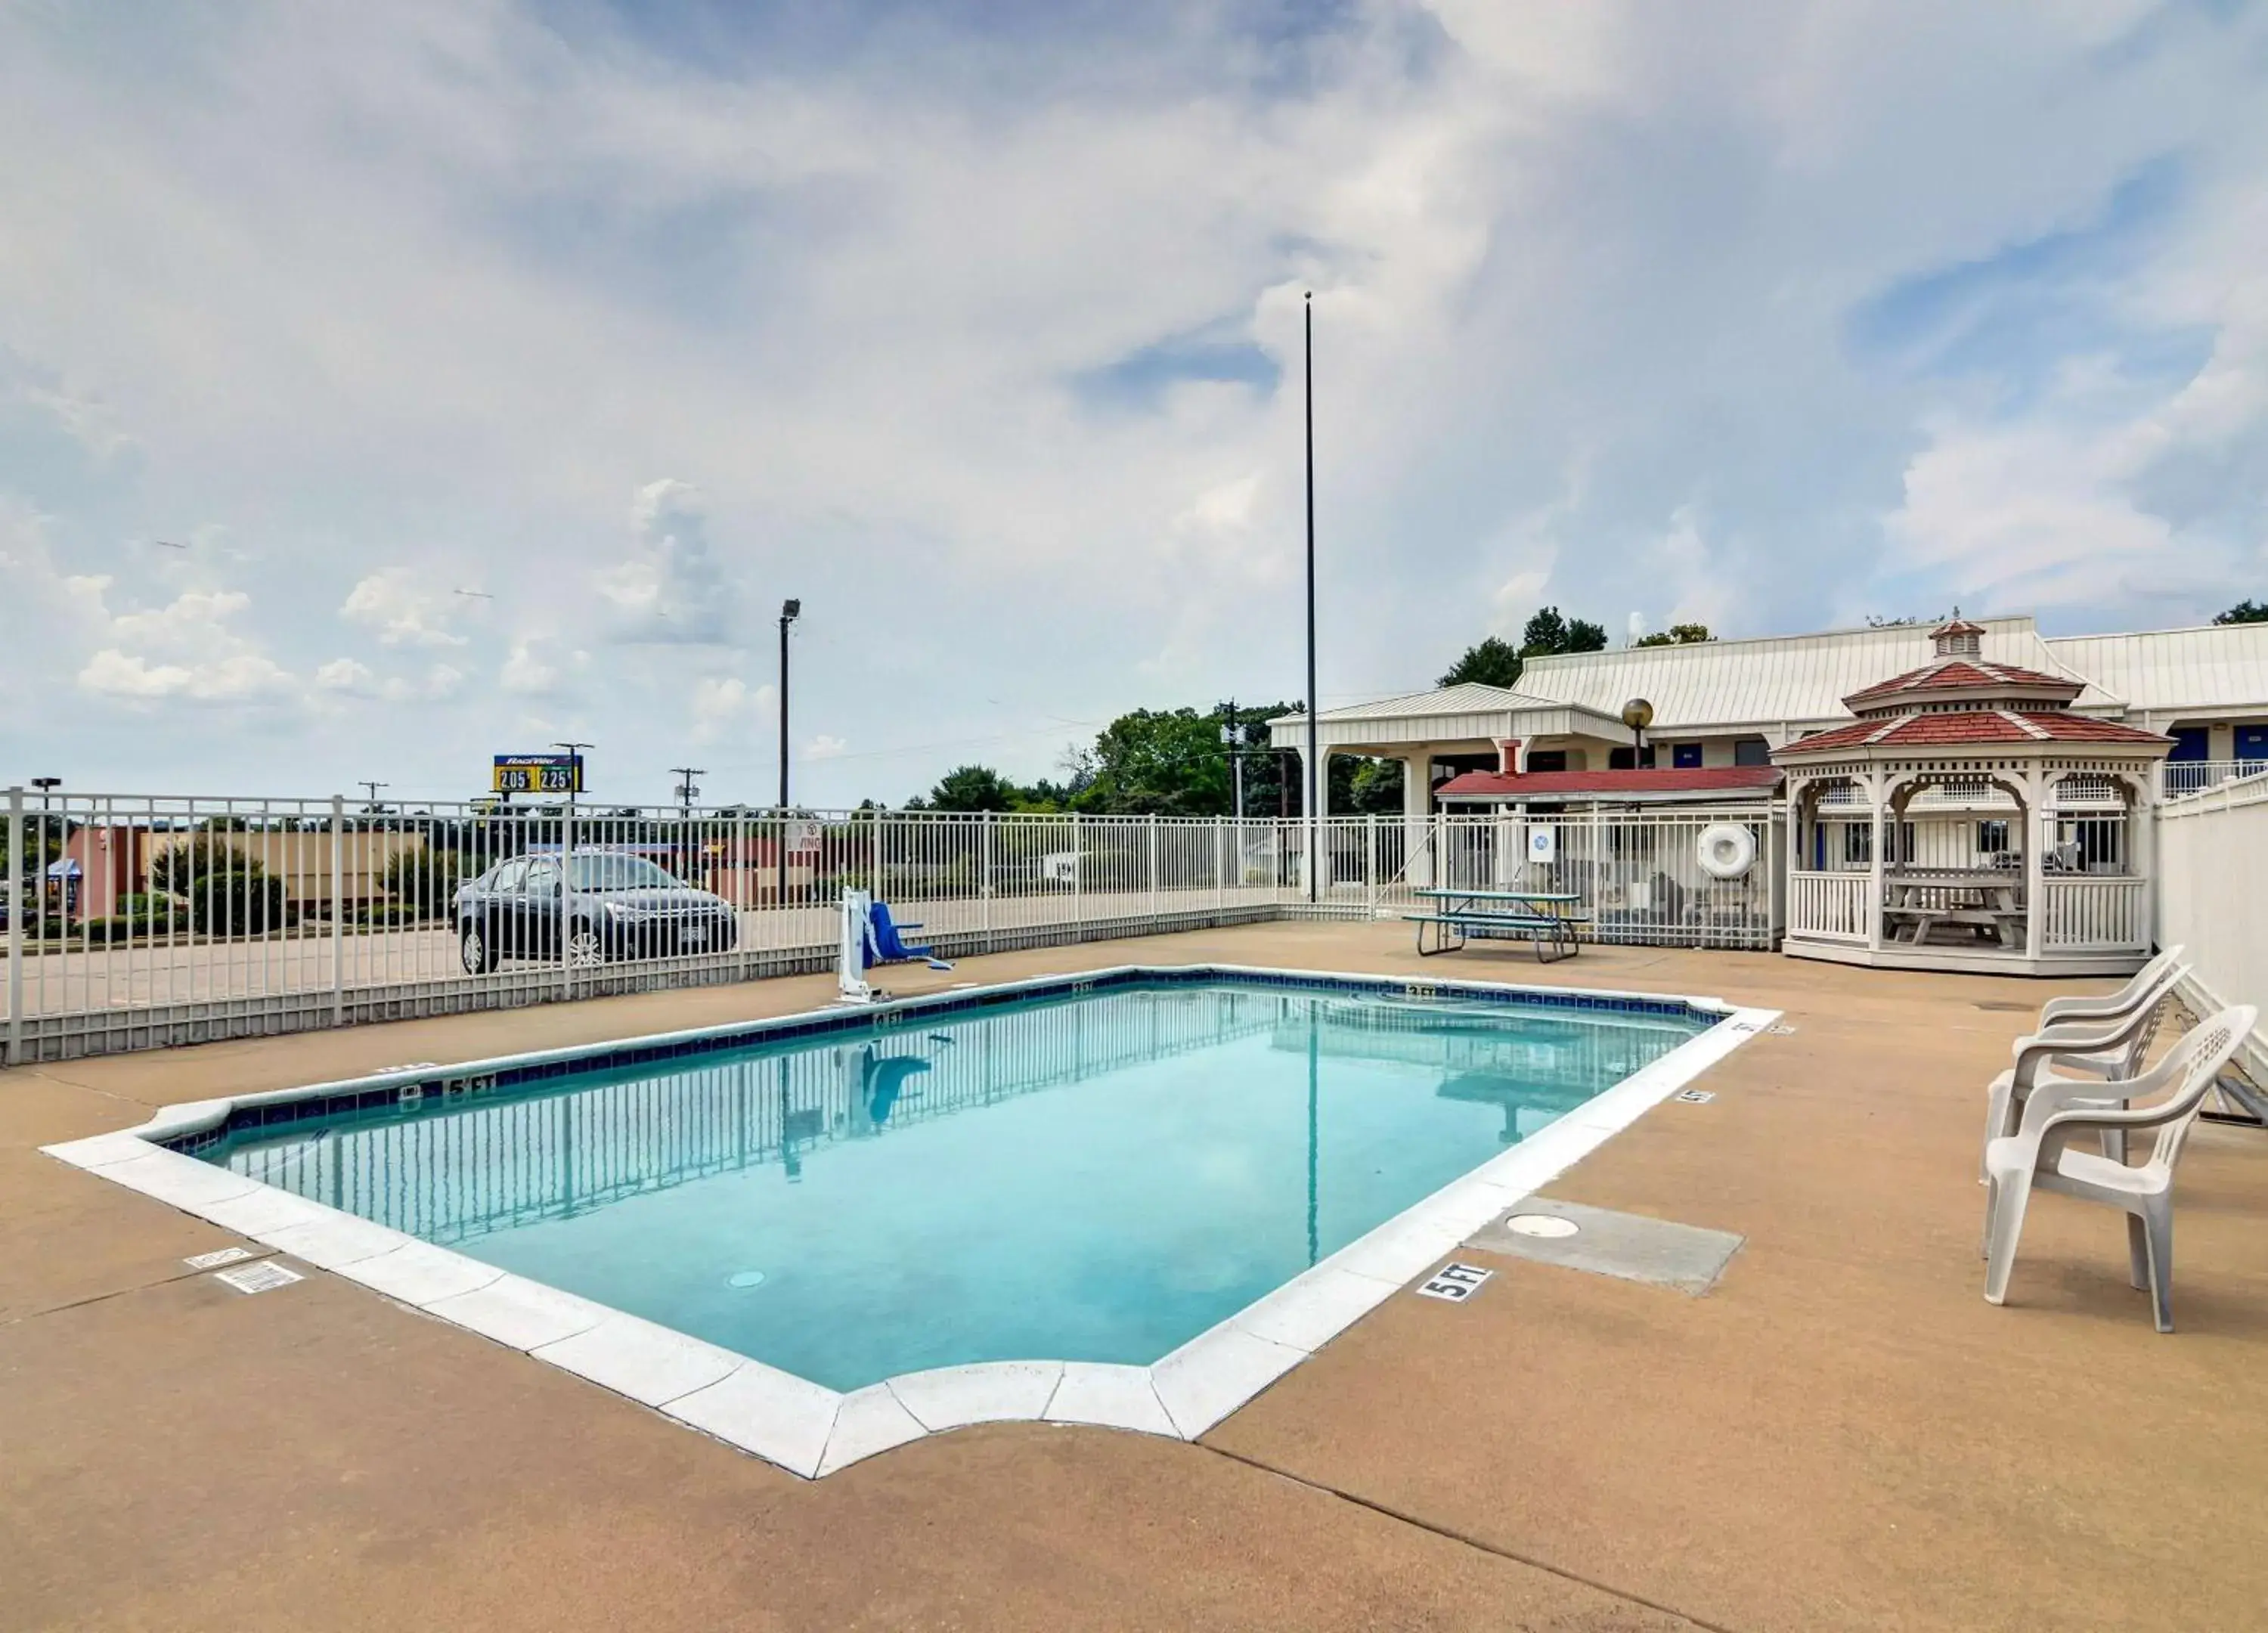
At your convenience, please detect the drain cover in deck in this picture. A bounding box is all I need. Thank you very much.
[1466,1196,1743,1295]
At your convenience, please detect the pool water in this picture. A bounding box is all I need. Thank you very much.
[205,981,1704,1391]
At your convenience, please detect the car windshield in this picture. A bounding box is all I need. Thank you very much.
[567,853,683,890]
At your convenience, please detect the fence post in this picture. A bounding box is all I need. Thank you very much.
[981,813,994,950]
[1367,813,1377,915]
[330,795,344,1027]
[870,810,882,902]
[1215,816,1225,916]
[1073,813,1083,935]
[1148,816,1159,923]
[561,801,576,1002]
[5,786,22,1066]
[736,807,749,984]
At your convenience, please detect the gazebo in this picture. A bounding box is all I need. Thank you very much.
[1776,617,2170,976]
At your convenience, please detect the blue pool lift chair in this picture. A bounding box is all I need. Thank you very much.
[866,900,953,972]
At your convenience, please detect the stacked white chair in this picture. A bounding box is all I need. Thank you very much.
[1982,1002,2254,1333]
[1980,949,2189,1179]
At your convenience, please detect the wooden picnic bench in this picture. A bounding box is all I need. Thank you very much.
[1405,888,1590,963]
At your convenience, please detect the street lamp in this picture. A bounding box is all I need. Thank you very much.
[1219,701,1244,819]
[1620,698,1654,768]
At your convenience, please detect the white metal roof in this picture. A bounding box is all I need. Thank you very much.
[1508,615,2121,729]
[1269,616,2268,752]
[2042,623,2268,720]
[1271,682,1553,725]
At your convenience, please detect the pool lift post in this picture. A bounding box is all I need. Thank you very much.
[838,888,878,1005]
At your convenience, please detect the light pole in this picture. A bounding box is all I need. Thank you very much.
[1303,291,1319,903]
[357,780,389,811]
[778,598,801,905]
[550,741,592,813]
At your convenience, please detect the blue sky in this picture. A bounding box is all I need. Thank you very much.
[2,1,2265,804]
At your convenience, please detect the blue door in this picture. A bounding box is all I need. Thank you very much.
[2239,725,2268,764]
[1672,743,1703,769]
[2167,727,2208,762]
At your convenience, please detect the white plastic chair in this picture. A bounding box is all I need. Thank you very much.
[1981,957,2189,1178]
[2037,945,2184,1029]
[1982,1005,2254,1333]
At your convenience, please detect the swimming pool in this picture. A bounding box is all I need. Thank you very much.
[46,965,1774,1477]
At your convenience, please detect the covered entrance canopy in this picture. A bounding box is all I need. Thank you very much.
[1775,618,2170,976]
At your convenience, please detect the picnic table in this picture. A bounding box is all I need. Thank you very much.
[1405,887,1590,963]
[1882,870,2025,947]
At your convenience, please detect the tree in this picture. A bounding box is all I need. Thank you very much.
[925,764,1018,813]
[1520,606,1609,656]
[1633,622,1715,648]
[383,845,468,919]
[1077,708,1234,816]
[1333,755,1403,815]
[1439,635,1525,689]
[149,836,288,933]
[2214,599,2268,625]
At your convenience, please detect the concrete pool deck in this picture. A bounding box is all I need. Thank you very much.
[5,921,2266,1631]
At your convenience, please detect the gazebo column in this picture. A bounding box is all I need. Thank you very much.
[2127,773,2156,952]
[1399,751,1433,888]
[2022,769,2046,962]
[1864,770,1889,953]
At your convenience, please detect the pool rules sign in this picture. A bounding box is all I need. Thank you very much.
[1414,1262,1496,1303]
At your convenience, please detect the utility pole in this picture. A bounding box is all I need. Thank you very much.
[357,780,389,810]
[777,598,801,905]
[1303,290,1319,903]
[671,767,705,822]
[1220,700,1243,820]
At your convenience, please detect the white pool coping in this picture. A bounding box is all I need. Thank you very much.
[42,964,1778,1481]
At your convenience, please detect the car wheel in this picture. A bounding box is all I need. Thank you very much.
[460,922,498,975]
[564,926,607,968]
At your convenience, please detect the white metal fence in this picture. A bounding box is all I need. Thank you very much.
[2,788,1786,1064]
[2157,770,2268,1080]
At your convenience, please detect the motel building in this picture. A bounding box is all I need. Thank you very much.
[1272,613,2268,975]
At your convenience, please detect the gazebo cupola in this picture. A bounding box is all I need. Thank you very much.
[1773,616,2171,977]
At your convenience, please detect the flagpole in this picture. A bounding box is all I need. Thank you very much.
[1304,291,1318,904]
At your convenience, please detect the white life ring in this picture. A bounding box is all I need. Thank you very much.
[1696,823,1755,881]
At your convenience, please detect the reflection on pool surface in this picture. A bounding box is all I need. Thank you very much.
[203,979,1706,1391]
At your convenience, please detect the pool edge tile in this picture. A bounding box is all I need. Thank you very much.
[254,1212,418,1270]
[1149,1325,1306,1440]
[884,1362,1064,1433]
[1043,1363,1178,1437]
[816,1384,929,1476]
[1228,1266,1402,1355]
[533,1313,743,1408]
[666,1362,843,1480]
[336,1241,506,1306]
[423,1273,611,1353]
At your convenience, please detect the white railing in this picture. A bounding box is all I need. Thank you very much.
[1787,870,1870,942]
[2157,773,2268,1078]
[1383,808,1783,951]
[1,791,1789,1062]
[2160,761,2266,799]
[2039,875,2149,950]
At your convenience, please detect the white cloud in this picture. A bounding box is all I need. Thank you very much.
[803,733,850,762]
[1,2,2265,797]
[689,674,776,745]
[340,569,468,647]
[596,479,733,643]
[316,656,376,692]
[79,646,293,702]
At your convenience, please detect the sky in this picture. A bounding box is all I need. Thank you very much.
[2,0,2265,807]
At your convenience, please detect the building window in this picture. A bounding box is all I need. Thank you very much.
[1734,737,1771,767]
[1607,746,1657,770]
[1524,750,1567,773]
[1842,822,1873,865]
[1977,820,2009,857]
[1672,743,1703,769]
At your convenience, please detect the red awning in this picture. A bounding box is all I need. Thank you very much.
[1433,766,1783,803]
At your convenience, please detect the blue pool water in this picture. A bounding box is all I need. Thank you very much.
[203,980,1704,1390]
